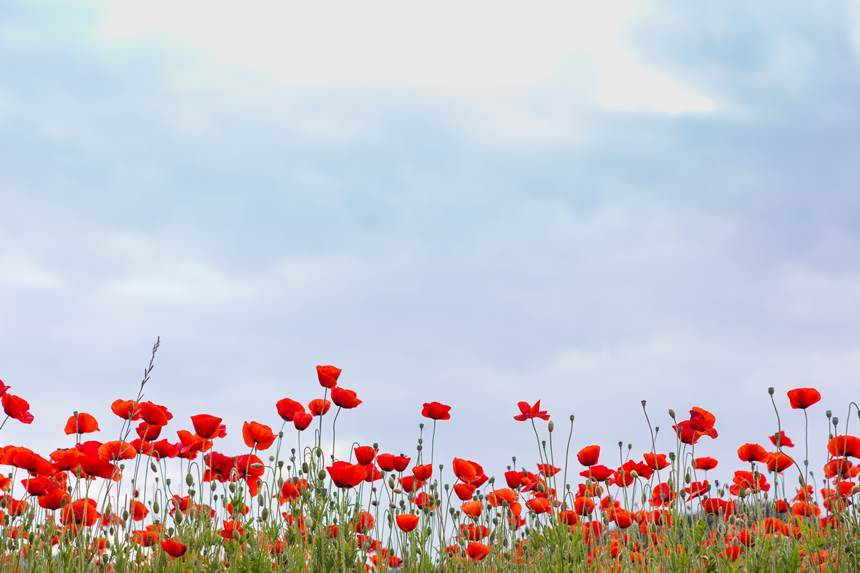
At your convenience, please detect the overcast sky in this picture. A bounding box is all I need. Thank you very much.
[2,1,860,481]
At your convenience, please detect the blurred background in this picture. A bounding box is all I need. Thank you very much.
[1,0,859,477]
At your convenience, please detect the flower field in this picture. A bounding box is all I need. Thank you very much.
[1,341,859,572]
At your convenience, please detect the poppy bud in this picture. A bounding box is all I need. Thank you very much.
[826,410,832,418]
[302,463,309,474]
[186,473,194,487]
[547,421,555,432]
[317,470,326,481]
[150,462,158,473]
[668,409,676,419]
[261,508,269,521]
[768,387,774,395]
[153,501,160,514]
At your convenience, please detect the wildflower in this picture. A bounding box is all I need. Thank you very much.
[64,413,100,434]
[694,456,718,471]
[2,393,33,424]
[331,386,362,409]
[242,421,276,450]
[513,400,550,422]
[396,513,419,532]
[466,541,490,562]
[191,414,225,439]
[275,397,305,422]
[308,398,331,416]
[161,538,187,558]
[577,445,600,466]
[421,401,452,420]
[787,387,821,409]
[737,443,768,463]
[316,364,341,388]
[326,461,367,488]
[769,431,794,448]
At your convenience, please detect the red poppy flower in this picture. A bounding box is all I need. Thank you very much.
[99,440,137,462]
[461,499,483,518]
[242,421,276,450]
[399,475,423,492]
[135,421,163,441]
[787,387,821,409]
[293,412,313,431]
[316,364,342,388]
[130,500,149,521]
[453,482,476,500]
[331,387,362,409]
[396,513,419,532]
[191,414,224,440]
[0,379,9,396]
[220,520,244,541]
[689,407,716,433]
[737,443,769,463]
[577,445,600,466]
[766,451,793,472]
[513,400,550,422]
[643,452,671,470]
[452,458,486,485]
[61,498,99,527]
[769,431,794,448]
[673,420,716,445]
[326,461,367,488]
[111,399,140,420]
[21,476,59,496]
[828,435,860,458]
[376,453,410,472]
[465,541,490,562]
[2,393,33,424]
[354,445,376,465]
[64,412,100,435]
[685,480,710,500]
[412,463,432,480]
[308,399,331,416]
[161,538,187,558]
[694,457,718,471]
[138,401,173,426]
[580,464,613,482]
[275,398,305,422]
[537,463,560,477]
[421,402,452,421]
[38,488,70,510]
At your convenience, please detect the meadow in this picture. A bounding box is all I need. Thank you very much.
[0,339,858,572]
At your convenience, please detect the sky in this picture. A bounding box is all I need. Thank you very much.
[2,0,860,483]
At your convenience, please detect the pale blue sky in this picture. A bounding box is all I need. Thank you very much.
[2,1,859,477]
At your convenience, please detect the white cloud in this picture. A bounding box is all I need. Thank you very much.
[82,0,719,141]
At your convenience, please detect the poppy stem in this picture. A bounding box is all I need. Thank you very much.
[430,420,437,472]
[331,407,341,461]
